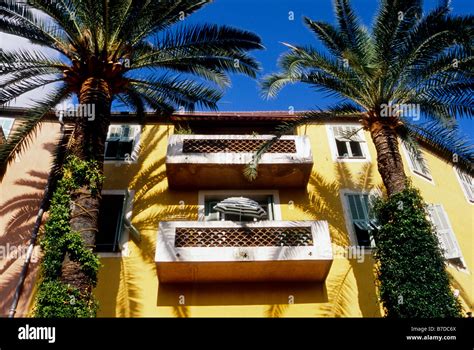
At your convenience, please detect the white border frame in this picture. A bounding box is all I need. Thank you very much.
[104,124,142,165]
[198,189,282,221]
[325,123,371,163]
[339,188,374,253]
[453,166,474,205]
[98,189,135,258]
[400,142,435,185]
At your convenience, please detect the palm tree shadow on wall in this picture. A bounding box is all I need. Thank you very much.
[97,125,197,317]
[289,162,382,317]
[101,127,380,317]
[115,126,327,316]
[0,143,54,315]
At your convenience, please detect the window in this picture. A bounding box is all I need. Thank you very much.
[328,125,368,161]
[427,204,465,268]
[343,192,378,247]
[0,117,14,140]
[96,193,127,253]
[104,124,140,161]
[454,167,474,203]
[204,195,276,222]
[402,142,432,180]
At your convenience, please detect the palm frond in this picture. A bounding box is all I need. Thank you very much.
[0,76,64,105]
[0,49,67,74]
[122,0,212,46]
[130,24,263,86]
[401,120,474,175]
[333,0,372,66]
[27,0,84,45]
[0,0,72,54]
[303,17,347,57]
[372,0,422,68]
[128,74,222,111]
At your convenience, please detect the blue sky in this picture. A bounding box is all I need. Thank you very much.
[184,0,474,140]
[1,0,471,140]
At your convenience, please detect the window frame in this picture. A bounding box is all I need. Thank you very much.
[340,189,379,250]
[453,167,474,204]
[326,124,371,163]
[401,141,434,184]
[104,124,141,163]
[97,189,135,258]
[198,190,282,222]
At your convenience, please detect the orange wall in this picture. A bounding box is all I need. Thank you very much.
[0,121,61,317]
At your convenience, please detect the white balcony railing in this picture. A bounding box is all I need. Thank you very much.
[166,135,313,189]
[155,220,333,283]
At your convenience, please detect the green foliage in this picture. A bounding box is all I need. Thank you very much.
[372,184,462,318]
[34,281,97,318]
[174,125,194,135]
[34,156,102,318]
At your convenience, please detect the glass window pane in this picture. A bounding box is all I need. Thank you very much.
[96,194,124,252]
[353,224,371,247]
[349,141,363,157]
[105,141,119,158]
[336,140,348,157]
[118,140,134,159]
[347,195,360,220]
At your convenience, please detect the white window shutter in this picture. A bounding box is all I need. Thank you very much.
[428,204,461,260]
[131,125,140,140]
[121,125,131,139]
[346,193,377,247]
[403,143,431,178]
[456,168,474,202]
[333,126,361,142]
[107,125,121,139]
[332,126,345,141]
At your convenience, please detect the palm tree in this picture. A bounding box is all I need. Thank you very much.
[0,0,262,305]
[261,0,473,196]
[258,0,472,318]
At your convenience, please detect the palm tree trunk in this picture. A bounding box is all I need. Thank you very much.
[60,77,111,294]
[370,120,406,196]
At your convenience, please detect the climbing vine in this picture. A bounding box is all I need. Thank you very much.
[34,156,103,317]
[372,184,462,318]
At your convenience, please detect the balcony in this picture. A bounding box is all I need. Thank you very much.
[155,221,333,283]
[166,135,313,189]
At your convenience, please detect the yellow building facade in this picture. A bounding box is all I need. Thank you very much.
[0,110,472,317]
[95,112,473,317]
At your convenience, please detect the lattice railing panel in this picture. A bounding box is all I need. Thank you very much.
[175,226,313,247]
[182,139,297,153]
